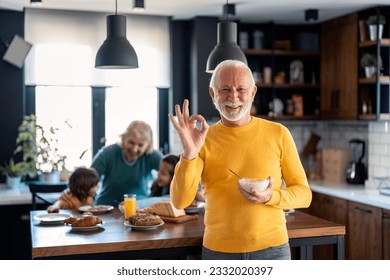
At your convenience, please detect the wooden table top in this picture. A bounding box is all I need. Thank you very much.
[30,209,345,259]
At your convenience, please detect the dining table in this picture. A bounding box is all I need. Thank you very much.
[30,208,345,260]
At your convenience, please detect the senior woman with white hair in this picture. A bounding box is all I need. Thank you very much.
[92,120,163,206]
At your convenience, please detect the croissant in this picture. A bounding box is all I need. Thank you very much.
[65,214,103,227]
[64,217,77,225]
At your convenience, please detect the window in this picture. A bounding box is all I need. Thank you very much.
[35,86,93,171]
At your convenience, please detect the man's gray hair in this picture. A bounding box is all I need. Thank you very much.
[209,60,255,92]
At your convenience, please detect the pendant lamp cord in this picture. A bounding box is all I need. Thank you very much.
[115,0,118,15]
[225,0,228,20]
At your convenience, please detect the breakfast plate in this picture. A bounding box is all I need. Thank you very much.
[69,224,104,232]
[78,205,114,214]
[185,202,205,214]
[34,213,72,225]
[123,221,164,231]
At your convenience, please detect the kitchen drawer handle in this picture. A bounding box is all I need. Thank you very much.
[355,206,372,214]
[325,198,334,204]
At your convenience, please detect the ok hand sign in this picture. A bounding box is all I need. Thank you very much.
[169,99,209,160]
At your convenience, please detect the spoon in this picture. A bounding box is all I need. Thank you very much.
[229,169,242,179]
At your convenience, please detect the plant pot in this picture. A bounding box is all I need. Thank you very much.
[39,171,61,184]
[364,66,376,78]
[6,176,21,189]
[368,24,384,41]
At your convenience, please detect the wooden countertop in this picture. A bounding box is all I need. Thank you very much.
[30,209,345,259]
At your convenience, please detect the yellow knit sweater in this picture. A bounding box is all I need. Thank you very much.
[171,117,312,253]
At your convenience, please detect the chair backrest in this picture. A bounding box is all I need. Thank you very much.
[28,181,68,210]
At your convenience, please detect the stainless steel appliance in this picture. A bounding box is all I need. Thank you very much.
[346,139,367,184]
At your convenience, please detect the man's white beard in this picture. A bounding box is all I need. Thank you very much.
[213,95,252,122]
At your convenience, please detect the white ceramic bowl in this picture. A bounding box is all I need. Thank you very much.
[239,178,270,193]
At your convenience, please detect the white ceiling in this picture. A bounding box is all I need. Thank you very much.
[0,0,389,24]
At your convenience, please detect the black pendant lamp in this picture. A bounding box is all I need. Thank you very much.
[205,2,247,73]
[95,0,139,69]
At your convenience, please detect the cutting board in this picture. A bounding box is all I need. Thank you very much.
[159,214,199,223]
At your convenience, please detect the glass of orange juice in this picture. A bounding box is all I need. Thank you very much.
[123,194,137,219]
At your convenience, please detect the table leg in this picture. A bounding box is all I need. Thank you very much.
[334,236,345,260]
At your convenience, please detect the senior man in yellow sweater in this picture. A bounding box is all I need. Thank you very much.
[169,60,312,260]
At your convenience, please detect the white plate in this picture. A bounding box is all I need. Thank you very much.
[185,202,205,214]
[34,213,72,224]
[78,205,114,214]
[284,209,295,216]
[69,224,104,232]
[124,220,164,231]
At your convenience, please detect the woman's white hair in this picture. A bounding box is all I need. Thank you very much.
[209,60,255,92]
[120,120,154,154]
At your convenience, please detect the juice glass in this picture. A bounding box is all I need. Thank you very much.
[123,194,137,219]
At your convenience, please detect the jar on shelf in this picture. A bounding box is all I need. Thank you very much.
[239,31,249,49]
[292,93,303,116]
[253,30,264,49]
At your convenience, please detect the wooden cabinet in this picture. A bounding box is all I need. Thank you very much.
[320,13,358,119]
[240,23,320,120]
[308,191,390,260]
[357,6,390,120]
[383,208,390,260]
[306,192,348,259]
[347,201,382,259]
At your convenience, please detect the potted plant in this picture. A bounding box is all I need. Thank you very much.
[360,53,377,78]
[366,15,386,41]
[0,158,30,188]
[14,114,67,183]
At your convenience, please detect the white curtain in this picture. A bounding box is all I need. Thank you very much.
[24,8,170,88]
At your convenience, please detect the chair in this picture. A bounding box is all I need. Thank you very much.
[28,181,68,210]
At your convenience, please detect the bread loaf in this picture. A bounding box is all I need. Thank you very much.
[144,200,185,217]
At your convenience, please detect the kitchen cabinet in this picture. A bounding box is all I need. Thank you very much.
[320,13,358,119]
[239,23,320,120]
[1,204,31,259]
[304,192,348,259]
[307,191,390,259]
[347,201,382,259]
[383,208,390,259]
[357,6,390,120]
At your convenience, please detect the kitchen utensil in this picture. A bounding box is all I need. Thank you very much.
[346,139,367,184]
[229,169,242,179]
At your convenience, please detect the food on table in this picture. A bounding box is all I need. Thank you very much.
[238,177,270,192]
[64,212,103,227]
[64,216,78,225]
[128,213,163,226]
[188,200,199,207]
[142,200,185,217]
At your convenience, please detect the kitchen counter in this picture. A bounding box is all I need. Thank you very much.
[309,180,390,210]
[0,183,59,206]
[0,183,32,205]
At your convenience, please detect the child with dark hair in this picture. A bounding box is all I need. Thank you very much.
[47,167,100,213]
[149,154,180,197]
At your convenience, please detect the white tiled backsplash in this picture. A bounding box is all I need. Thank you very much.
[170,118,390,183]
[368,122,390,178]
